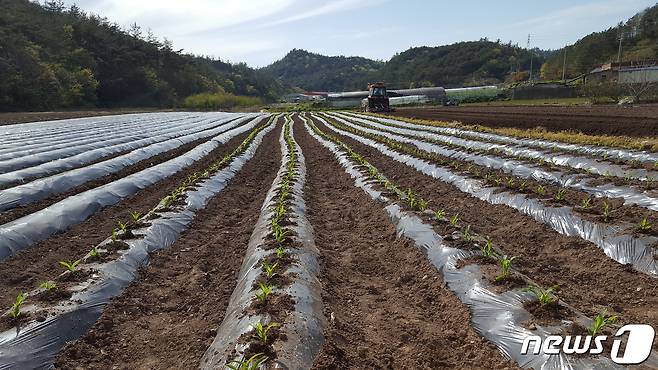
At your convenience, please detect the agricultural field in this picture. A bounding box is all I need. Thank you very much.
[0,110,657,369]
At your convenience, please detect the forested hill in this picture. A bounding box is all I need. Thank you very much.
[0,0,284,111]
[261,42,542,91]
[541,3,658,79]
[261,49,384,92]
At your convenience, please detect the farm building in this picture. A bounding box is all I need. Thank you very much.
[586,61,658,83]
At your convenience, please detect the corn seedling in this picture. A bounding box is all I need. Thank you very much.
[262,261,278,279]
[39,281,56,291]
[9,292,26,319]
[602,201,611,222]
[275,246,286,259]
[130,211,142,222]
[638,217,652,232]
[89,247,100,259]
[462,225,473,242]
[506,178,515,188]
[450,213,460,226]
[111,229,119,242]
[536,185,546,196]
[435,209,446,220]
[226,353,268,370]
[581,197,592,209]
[554,189,567,202]
[59,259,81,273]
[524,285,558,306]
[519,181,527,192]
[405,189,417,209]
[255,283,275,303]
[418,199,428,212]
[273,225,288,245]
[587,311,618,336]
[481,238,496,258]
[495,255,517,281]
[252,321,279,344]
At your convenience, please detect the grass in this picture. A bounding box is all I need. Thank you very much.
[181,92,262,110]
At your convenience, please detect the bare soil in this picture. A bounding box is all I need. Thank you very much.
[390,104,658,137]
[297,117,517,369]
[53,121,283,369]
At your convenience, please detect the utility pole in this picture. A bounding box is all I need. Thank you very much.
[617,33,623,65]
[527,34,533,82]
[562,45,567,82]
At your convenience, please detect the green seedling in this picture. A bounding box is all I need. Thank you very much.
[481,238,496,258]
[506,178,515,188]
[273,225,289,245]
[588,311,618,336]
[252,321,279,344]
[117,220,129,233]
[274,202,286,221]
[494,177,502,186]
[39,281,56,291]
[519,181,528,192]
[536,185,547,196]
[226,353,268,370]
[495,255,517,281]
[418,199,429,212]
[255,283,275,303]
[524,285,558,307]
[262,261,279,279]
[111,229,119,242]
[449,213,460,226]
[275,246,286,259]
[59,259,81,273]
[435,209,446,220]
[462,225,473,242]
[581,197,592,209]
[554,189,567,202]
[405,189,417,209]
[130,211,142,222]
[602,201,611,222]
[638,217,652,232]
[89,247,100,259]
[9,292,26,319]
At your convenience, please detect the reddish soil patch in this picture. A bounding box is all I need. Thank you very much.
[0,123,260,309]
[309,116,658,353]
[53,121,283,369]
[296,117,517,369]
[390,104,658,137]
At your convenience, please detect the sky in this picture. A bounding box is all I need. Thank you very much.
[61,0,657,67]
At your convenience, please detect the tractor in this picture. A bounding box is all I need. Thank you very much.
[361,82,393,112]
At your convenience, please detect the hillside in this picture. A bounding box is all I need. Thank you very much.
[541,3,658,79]
[262,41,542,91]
[0,0,284,111]
[261,49,384,92]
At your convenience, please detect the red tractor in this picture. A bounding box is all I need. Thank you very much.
[362,82,393,112]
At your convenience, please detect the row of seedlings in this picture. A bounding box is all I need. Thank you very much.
[340,112,658,184]
[201,116,325,369]
[331,113,658,214]
[314,113,658,276]
[0,115,278,370]
[302,114,658,369]
[356,112,658,170]
[0,114,262,261]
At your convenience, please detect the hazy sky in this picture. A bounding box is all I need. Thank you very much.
[62,0,656,67]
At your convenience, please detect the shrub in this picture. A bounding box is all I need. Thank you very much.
[182,93,262,110]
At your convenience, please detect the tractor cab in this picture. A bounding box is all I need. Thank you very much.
[362,82,393,112]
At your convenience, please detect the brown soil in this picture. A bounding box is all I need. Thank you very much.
[53,121,283,369]
[0,124,259,309]
[297,117,517,369]
[0,135,213,225]
[390,105,658,137]
[310,116,658,352]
